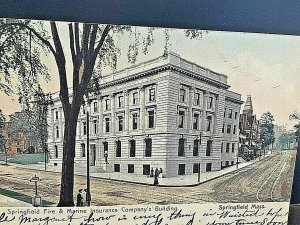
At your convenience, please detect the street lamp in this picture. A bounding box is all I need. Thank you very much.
[83,77,101,207]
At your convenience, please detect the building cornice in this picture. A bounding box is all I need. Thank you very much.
[100,64,230,90]
[225,96,244,105]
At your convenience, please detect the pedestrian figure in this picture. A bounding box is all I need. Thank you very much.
[154,168,159,186]
[150,167,154,177]
[76,189,83,207]
[159,168,163,178]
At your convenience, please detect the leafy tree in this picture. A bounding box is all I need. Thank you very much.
[0,109,5,152]
[260,111,275,148]
[0,19,203,206]
[290,111,300,146]
[278,132,296,149]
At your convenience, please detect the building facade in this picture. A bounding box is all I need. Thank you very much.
[48,53,242,177]
[239,95,261,157]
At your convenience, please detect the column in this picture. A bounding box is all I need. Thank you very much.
[201,91,208,132]
[188,87,194,130]
[124,91,130,134]
[139,87,145,132]
[110,94,115,134]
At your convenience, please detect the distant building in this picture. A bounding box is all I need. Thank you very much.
[1,122,27,155]
[48,53,243,177]
[239,95,261,157]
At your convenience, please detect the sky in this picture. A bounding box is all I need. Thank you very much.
[0,21,300,129]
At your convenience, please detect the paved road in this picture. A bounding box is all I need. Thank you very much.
[0,150,295,206]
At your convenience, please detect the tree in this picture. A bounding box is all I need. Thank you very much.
[290,111,300,147]
[278,132,296,149]
[260,111,275,149]
[0,109,5,152]
[0,19,203,206]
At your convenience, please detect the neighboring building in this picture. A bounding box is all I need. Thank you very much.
[274,125,287,150]
[48,52,243,177]
[239,95,261,157]
[1,122,27,155]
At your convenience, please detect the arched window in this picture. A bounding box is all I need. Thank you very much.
[116,140,121,157]
[145,138,152,157]
[54,145,58,158]
[129,139,136,157]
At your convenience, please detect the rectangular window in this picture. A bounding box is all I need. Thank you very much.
[178,111,185,128]
[105,118,110,133]
[232,143,235,153]
[148,110,155,128]
[194,93,200,105]
[179,89,186,102]
[133,92,138,105]
[193,113,199,130]
[55,111,59,120]
[132,113,138,130]
[93,120,98,134]
[207,97,213,109]
[206,140,212,156]
[231,161,234,166]
[233,125,236,134]
[105,99,110,111]
[223,108,226,117]
[149,88,155,101]
[81,143,86,157]
[128,164,134,173]
[226,161,229,166]
[93,102,98,113]
[206,163,212,172]
[226,143,230,153]
[227,124,231,134]
[178,164,186,175]
[114,164,120,172]
[56,126,59,138]
[206,116,212,131]
[178,138,185,156]
[193,163,200,173]
[235,112,238,119]
[118,95,124,108]
[145,138,152,157]
[143,165,150,175]
[228,109,233,118]
[116,140,121,157]
[222,124,225,133]
[129,139,136,157]
[193,139,199,156]
[103,141,108,154]
[118,115,123,131]
[221,142,223,153]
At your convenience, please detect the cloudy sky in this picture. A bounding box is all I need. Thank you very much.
[1,21,299,129]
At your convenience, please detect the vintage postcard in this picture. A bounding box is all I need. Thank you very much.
[0,18,298,224]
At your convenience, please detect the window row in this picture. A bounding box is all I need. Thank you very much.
[178,88,215,110]
[78,138,153,158]
[112,163,213,175]
[222,124,237,134]
[223,108,239,120]
[178,110,213,131]
[221,142,236,153]
[178,138,213,157]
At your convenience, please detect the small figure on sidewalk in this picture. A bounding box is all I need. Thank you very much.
[159,168,163,178]
[76,189,83,207]
[154,168,159,186]
[150,167,154,177]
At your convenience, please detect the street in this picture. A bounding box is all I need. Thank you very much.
[0,150,295,206]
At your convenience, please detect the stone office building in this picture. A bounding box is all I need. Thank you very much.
[48,52,243,177]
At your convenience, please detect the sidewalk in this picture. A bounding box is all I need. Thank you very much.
[6,153,272,187]
[0,194,31,207]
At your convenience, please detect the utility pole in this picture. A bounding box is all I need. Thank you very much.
[86,109,91,207]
